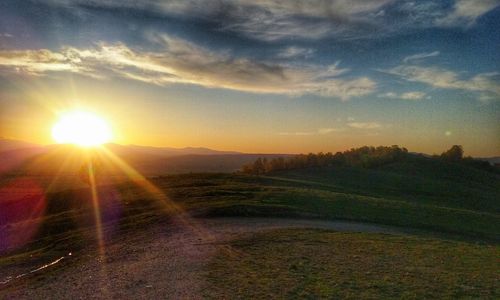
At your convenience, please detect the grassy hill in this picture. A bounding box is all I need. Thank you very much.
[9,157,496,259]
[1,153,499,297]
[266,156,499,213]
[1,148,499,256]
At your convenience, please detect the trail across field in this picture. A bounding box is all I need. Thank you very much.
[1,217,405,299]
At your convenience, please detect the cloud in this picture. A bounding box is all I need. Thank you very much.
[347,122,382,129]
[34,0,393,41]
[403,51,440,63]
[160,0,394,41]
[436,0,499,27]
[280,121,387,135]
[0,35,375,100]
[378,92,397,98]
[378,91,427,100]
[278,127,343,136]
[39,0,393,37]
[277,47,315,59]
[317,128,342,134]
[384,65,500,98]
[401,91,427,100]
[35,0,499,41]
[0,49,86,75]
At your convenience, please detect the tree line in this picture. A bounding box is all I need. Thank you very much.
[241,145,409,174]
[240,145,495,175]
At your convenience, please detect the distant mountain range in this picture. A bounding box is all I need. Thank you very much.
[0,139,286,176]
[0,139,40,152]
[0,139,241,156]
[1,138,498,176]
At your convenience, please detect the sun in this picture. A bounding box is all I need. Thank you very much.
[52,111,112,147]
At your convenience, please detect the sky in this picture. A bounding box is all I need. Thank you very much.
[0,0,499,156]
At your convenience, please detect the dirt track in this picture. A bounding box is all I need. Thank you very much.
[1,217,405,299]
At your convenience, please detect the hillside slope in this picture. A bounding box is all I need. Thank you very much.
[268,156,500,213]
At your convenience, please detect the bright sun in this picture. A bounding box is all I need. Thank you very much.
[52,111,112,147]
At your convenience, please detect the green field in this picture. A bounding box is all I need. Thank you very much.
[206,229,499,299]
[3,161,499,261]
[1,157,499,297]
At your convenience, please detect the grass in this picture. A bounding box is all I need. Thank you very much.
[205,228,500,299]
[197,182,499,239]
[151,172,499,240]
[269,163,500,213]
[1,166,499,297]
[1,163,499,270]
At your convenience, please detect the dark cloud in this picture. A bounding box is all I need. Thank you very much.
[25,0,500,41]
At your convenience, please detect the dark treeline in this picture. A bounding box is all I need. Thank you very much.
[241,145,409,174]
[240,145,495,174]
[436,145,494,171]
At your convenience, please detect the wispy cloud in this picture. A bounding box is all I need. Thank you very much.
[347,122,383,129]
[0,35,375,100]
[403,51,440,63]
[278,127,343,136]
[400,91,427,100]
[384,65,500,99]
[318,128,342,134]
[280,120,388,135]
[436,0,499,27]
[0,49,87,75]
[378,92,397,98]
[277,47,315,59]
[163,0,393,41]
[38,0,499,42]
[378,91,427,100]
[37,0,392,41]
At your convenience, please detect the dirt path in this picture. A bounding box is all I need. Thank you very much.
[1,217,406,299]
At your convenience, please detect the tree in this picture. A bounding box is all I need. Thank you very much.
[241,163,254,174]
[252,158,265,174]
[441,145,463,162]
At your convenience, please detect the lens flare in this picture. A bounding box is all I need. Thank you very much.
[0,178,46,254]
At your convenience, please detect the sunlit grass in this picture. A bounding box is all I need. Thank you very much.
[206,229,500,299]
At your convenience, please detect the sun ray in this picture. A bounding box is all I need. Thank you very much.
[83,150,113,297]
[98,146,238,256]
[44,147,79,192]
[86,153,105,255]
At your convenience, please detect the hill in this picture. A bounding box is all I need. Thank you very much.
[0,139,41,152]
[104,143,241,157]
[478,156,500,165]
[0,142,287,177]
[263,155,500,213]
[1,147,499,297]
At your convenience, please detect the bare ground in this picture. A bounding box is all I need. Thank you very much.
[0,216,406,299]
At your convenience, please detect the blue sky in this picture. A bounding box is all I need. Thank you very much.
[0,0,499,155]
